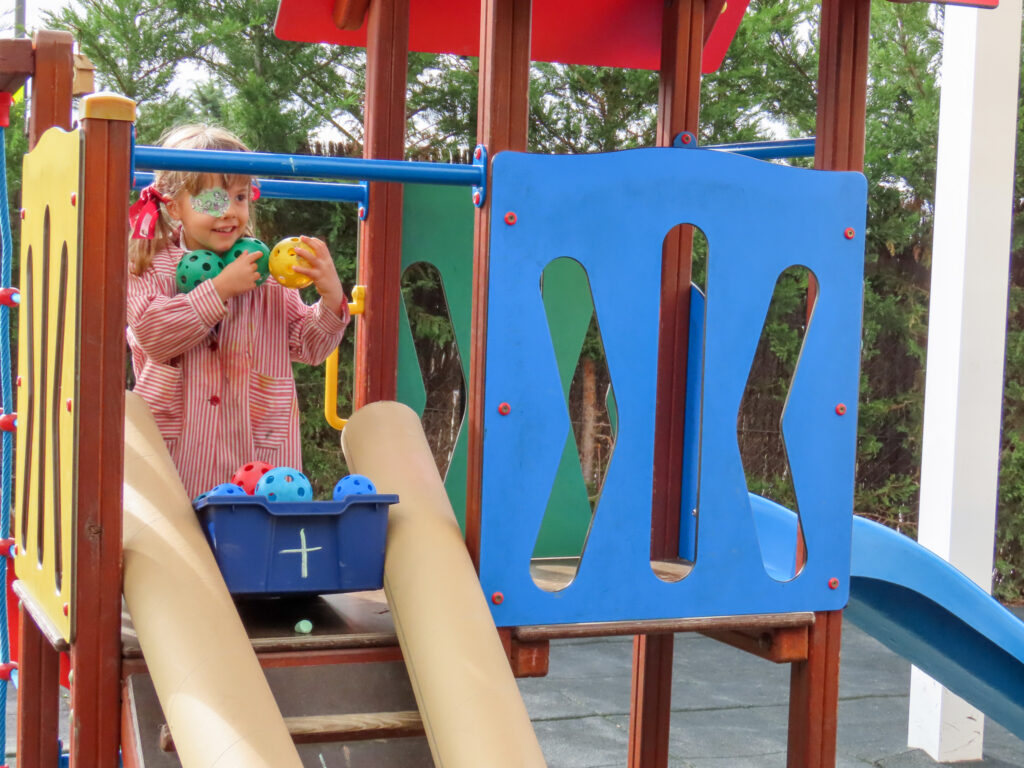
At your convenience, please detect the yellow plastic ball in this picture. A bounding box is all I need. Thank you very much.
[268,237,315,289]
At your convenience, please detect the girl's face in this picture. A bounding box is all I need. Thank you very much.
[167,176,251,254]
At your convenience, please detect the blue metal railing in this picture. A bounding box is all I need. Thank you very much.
[134,145,485,188]
[132,171,368,206]
[706,137,816,160]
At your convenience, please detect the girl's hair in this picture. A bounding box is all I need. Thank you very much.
[129,125,255,275]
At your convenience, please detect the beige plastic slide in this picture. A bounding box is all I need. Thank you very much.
[122,391,302,768]
[342,401,547,768]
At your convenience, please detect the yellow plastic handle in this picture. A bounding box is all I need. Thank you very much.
[324,285,367,431]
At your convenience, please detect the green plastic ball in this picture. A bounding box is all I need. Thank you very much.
[175,249,227,293]
[225,237,272,285]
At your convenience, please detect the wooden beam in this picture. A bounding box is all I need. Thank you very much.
[515,611,815,642]
[631,3,705,767]
[354,0,410,408]
[0,38,34,95]
[70,96,135,768]
[465,0,532,570]
[16,603,61,768]
[160,711,425,752]
[27,30,74,148]
[700,626,809,664]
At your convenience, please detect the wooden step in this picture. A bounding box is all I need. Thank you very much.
[158,711,425,752]
[123,661,434,767]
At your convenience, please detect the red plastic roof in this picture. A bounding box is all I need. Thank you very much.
[275,0,748,73]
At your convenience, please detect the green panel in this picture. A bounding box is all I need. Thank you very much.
[398,185,474,528]
[533,258,598,558]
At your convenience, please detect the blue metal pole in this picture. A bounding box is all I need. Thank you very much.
[132,171,369,206]
[134,145,485,188]
[705,137,816,160]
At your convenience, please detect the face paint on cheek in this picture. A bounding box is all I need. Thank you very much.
[191,187,231,218]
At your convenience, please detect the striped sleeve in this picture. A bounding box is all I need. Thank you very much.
[282,287,351,365]
[127,272,228,364]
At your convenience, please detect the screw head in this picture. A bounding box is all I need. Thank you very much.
[491,592,504,605]
[498,402,511,416]
[844,227,855,239]
[62,603,69,616]
[504,211,517,225]
[66,399,73,413]
[70,192,77,206]
[835,403,847,416]
[828,577,840,590]
[357,205,366,219]
[472,190,481,205]
[474,147,483,160]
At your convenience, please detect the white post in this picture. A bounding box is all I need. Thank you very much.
[910,0,1022,762]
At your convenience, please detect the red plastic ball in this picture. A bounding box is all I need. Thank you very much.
[230,461,274,495]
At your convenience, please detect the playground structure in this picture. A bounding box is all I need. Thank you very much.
[0,1,1021,766]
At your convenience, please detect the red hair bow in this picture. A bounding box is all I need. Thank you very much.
[129,184,170,240]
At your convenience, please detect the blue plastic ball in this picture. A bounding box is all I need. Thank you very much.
[208,482,247,498]
[256,467,313,503]
[333,474,377,500]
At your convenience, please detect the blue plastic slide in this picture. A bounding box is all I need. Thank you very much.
[750,495,1024,740]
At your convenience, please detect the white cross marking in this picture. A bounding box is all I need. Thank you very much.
[279,528,323,579]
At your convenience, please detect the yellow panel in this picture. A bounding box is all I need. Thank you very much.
[14,126,81,644]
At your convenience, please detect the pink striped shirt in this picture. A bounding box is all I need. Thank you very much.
[127,243,350,499]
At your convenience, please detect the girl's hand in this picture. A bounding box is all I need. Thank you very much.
[293,235,346,317]
[211,250,260,301]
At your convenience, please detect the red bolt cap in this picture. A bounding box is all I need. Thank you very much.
[0,413,16,432]
[358,205,366,218]
[0,539,15,558]
[0,661,17,681]
[0,288,19,307]
[474,147,482,160]
[491,592,504,605]
[15,376,20,388]
[62,603,69,616]
[19,209,25,220]
[66,399,73,413]
[682,134,692,144]
[498,402,511,416]
[504,211,517,225]
[835,403,847,416]
[828,577,840,590]
[70,192,77,206]
[472,191,481,205]
[844,227,855,240]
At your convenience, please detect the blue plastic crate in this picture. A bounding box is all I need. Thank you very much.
[194,493,397,596]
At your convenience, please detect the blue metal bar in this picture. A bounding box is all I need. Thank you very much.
[132,171,368,205]
[134,145,485,187]
[705,137,816,160]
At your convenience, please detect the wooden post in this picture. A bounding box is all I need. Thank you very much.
[69,93,135,768]
[27,31,74,150]
[13,28,75,768]
[465,0,532,569]
[16,604,60,768]
[354,0,410,408]
[787,2,869,765]
[628,4,704,767]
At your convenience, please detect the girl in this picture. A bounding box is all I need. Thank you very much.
[127,125,350,499]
